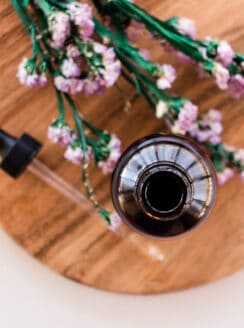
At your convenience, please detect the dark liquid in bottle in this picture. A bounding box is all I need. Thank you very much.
[142,171,187,216]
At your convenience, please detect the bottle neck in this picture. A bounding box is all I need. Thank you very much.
[136,164,191,222]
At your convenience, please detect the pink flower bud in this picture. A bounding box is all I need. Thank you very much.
[176,17,196,39]
[217,41,234,66]
[98,135,122,174]
[108,212,122,232]
[48,123,76,147]
[61,58,81,78]
[212,63,230,90]
[156,64,176,90]
[229,75,244,98]
[64,144,93,165]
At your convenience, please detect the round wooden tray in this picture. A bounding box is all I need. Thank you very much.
[0,0,243,294]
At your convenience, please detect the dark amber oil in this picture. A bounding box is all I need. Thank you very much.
[112,134,217,238]
[142,171,187,216]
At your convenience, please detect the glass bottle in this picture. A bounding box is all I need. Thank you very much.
[112,134,217,238]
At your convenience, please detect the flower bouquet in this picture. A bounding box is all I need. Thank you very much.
[11,0,244,229]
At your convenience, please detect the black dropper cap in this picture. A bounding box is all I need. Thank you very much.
[0,129,42,178]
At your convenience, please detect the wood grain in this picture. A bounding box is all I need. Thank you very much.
[0,0,243,294]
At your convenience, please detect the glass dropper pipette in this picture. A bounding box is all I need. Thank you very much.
[0,129,164,262]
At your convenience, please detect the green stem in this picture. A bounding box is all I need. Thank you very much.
[11,0,32,32]
[65,94,109,217]
[83,118,105,137]
[35,0,54,15]
[105,0,214,73]
[55,89,66,121]
[65,94,87,152]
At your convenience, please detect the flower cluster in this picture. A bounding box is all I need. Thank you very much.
[29,1,121,97]
[64,142,94,165]
[109,0,244,98]
[48,121,122,174]
[53,42,121,97]
[174,17,196,39]
[48,12,71,49]
[202,38,244,96]
[169,27,244,96]
[174,26,244,96]
[171,102,198,135]
[48,121,76,147]
[97,134,122,174]
[209,144,244,185]
[189,109,223,145]
[13,0,244,227]
[67,2,95,39]
[156,64,177,90]
[17,58,47,87]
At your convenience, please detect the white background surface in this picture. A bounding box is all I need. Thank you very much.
[0,229,243,328]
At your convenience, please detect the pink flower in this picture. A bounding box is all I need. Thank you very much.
[67,2,93,26]
[217,41,234,66]
[94,44,121,88]
[17,58,47,88]
[78,19,95,40]
[93,42,107,54]
[176,17,196,39]
[66,44,81,59]
[54,76,70,93]
[38,73,48,87]
[156,64,176,90]
[126,20,145,41]
[217,168,234,185]
[55,74,85,95]
[108,134,122,150]
[48,12,71,49]
[229,74,244,98]
[64,144,93,165]
[83,78,101,96]
[212,63,230,90]
[209,134,221,145]
[48,122,76,147]
[235,149,244,163]
[177,102,198,132]
[189,108,223,145]
[61,58,81,78]
[68,3,94,39]
[69,78,84,95]
[98,134,122,174]
[139,48,151,61]
[108,212,122,232]
[209,121,223,135]
[101,60,121,88]
[208,109,222,122]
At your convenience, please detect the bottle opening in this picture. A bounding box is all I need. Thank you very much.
[142,171,187,216]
